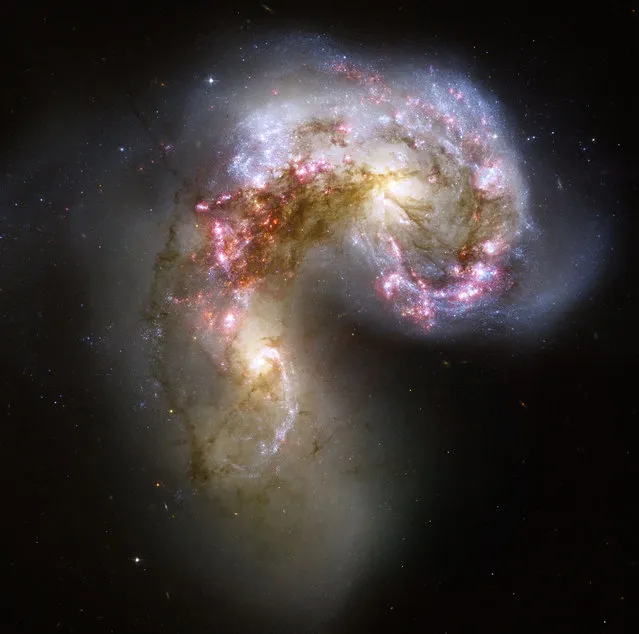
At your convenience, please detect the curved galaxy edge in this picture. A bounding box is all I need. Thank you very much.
[137,34,606,621]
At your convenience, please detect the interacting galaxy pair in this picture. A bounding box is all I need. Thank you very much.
[149,37,529,490]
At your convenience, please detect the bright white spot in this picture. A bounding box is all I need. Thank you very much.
[249,346,280,375]
[483,241,497,255]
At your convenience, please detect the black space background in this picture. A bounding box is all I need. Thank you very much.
[1,2,637,632]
